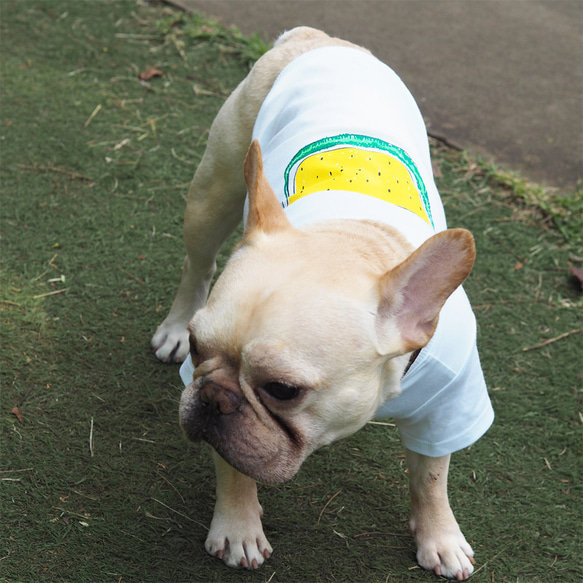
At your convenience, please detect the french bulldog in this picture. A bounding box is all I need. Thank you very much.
[151,27,493,580]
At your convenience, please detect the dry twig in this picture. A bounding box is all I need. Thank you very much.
[16,164,92,182]
[84,103,102,128]
[151,497,208,531]
[33,288,68,299]
[89,417,95,457]
[522,328,581,352]
[155,470,186,505]
[317,490,342,525]
[120,268,145,285]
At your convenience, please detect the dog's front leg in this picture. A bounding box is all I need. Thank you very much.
[205,450,272,569]
[406,449,475,580]
[151,133,247,363]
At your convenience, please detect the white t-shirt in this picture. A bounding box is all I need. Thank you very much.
[180,47,494,457]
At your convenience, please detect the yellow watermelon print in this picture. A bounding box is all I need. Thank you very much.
[283,134,433,227]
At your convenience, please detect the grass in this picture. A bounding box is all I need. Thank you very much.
[1,2,581,582]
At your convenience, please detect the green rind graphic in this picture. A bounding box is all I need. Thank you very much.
[283,133,433,227]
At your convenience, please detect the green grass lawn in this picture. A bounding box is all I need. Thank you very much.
[1,2,581,582]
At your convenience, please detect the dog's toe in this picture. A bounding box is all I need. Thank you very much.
[205,513,272,570]
[415,526,475,580]
[206,536,271,570]
[151,324,189,363]
[418,542,475,580]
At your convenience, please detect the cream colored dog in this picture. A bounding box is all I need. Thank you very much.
[151,27,489,580]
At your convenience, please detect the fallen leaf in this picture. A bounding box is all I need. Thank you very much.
[11,406,23,424]
[514,261,523,271]
[570,265,583,290]
[139,67,163,81]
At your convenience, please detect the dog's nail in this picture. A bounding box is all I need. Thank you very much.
[434,564,441,576]
[263,548,270,559]
[240,557,248,569]
[215,549,223,560]
[251,558,258,569]
[469,556,475,565]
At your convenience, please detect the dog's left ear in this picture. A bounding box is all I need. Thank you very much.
[376,229,476,355]
[243,140,293,238]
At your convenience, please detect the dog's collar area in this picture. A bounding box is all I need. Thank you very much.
[403,349,421,377]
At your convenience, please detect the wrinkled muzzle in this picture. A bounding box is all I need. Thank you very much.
[179,378,308,484]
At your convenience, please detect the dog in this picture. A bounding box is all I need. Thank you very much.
[151,27,494,580]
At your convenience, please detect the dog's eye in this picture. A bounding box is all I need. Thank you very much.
[263,382,299,401]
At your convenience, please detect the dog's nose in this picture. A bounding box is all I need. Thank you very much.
[200,381,242,415]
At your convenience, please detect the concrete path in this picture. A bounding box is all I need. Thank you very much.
[174,0,582,193]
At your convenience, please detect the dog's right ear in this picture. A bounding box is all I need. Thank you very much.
[243,140,293,238]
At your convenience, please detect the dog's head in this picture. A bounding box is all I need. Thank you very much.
[179,141,475,483]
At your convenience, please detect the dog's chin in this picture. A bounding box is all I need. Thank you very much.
[210,438,305,484]
[180,400,309,484]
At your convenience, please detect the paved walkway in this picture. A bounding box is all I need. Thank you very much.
[175,0,582,193]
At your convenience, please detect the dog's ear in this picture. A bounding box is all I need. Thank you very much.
[376,229,475,355]
[243,140,293,238]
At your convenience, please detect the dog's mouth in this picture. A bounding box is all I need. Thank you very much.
[179,383,307,484]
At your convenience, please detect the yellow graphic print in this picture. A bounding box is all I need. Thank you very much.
[290,147,430,224]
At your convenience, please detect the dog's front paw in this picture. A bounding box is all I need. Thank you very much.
[151,321,190,363]
[410,517,475,581]
[205,505,272,569]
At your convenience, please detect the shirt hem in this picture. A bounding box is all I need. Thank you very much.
[397,405,495,458]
